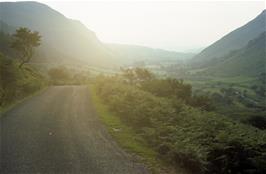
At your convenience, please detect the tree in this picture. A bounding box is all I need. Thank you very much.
[120,67,154,85]
[141,78,192,101]
[0,53,19,105]
[120,68,135,85]
[134,67,154,82]
[48,67,71,85]
[11,27,41,68]
[189,95,214,111]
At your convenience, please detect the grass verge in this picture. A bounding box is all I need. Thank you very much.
[89,85,178,174]
[0,87,47,116]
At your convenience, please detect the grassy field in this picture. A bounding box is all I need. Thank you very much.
[183,75,266,127]
[185,75,258,95]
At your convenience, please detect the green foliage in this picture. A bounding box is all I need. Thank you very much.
[195,32,266,77]
[0,53,45,108]
[48,66,90,85]
[245,116,266,130]
[120,67,154,85]
[90,85,160,172]
[121,68,213,111]
[48,67,71,85]
[94,73,266,174]
[11,27,41,68]
[0,32,13,57]
[141,78,192,101]
[185,75,266,129]
[188,95,215,111]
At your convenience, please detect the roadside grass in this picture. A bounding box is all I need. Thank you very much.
[89,85,181,174]
[0,87,47,116]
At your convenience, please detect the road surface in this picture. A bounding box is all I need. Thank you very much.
[0,86,148,174]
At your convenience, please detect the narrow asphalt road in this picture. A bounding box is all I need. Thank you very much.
[0,86,148,174]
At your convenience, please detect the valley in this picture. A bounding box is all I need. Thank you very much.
[0,1,265,174]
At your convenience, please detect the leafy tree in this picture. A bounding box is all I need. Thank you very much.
[0,53,18,90]
[11,27,41,68]
[121,67,154,85]
[120,68,135,85]
[134,67,154,82]
[0,53,18,105]
[141,78,192,101]
[0,52,44,106]
[72,71,90,85]
[48,67,71,85]
[189,95,215,111]
[0,32,13,56]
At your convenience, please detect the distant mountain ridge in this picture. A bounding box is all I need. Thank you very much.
[107,43,195,64]
[192,10,266,66]
[0,1,193,67]
[1,1,264,71]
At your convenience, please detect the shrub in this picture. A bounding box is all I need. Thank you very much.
[95,75,266,173]
[0,54,45,107]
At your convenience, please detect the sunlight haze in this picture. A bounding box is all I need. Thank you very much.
[5,0,266,51]
[1,1,266,173]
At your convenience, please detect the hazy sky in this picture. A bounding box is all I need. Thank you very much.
[6,0,266,51]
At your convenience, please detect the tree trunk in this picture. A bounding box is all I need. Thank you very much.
[19,60,26,68]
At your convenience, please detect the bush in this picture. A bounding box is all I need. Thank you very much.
[95,75,266,174]
[48,66,71,85]
[0,54,45,107]
[246,116,266,130]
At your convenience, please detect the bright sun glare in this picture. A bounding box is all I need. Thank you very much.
[5,0,266,51]
[45,0,265,51]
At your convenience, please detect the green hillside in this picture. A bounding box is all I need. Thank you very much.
[192,10,266,67]
[201,32,266,77]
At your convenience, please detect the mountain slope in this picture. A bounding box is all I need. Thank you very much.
[192,10,266,65]
[202,32,266,76]
[0,1,114,67]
